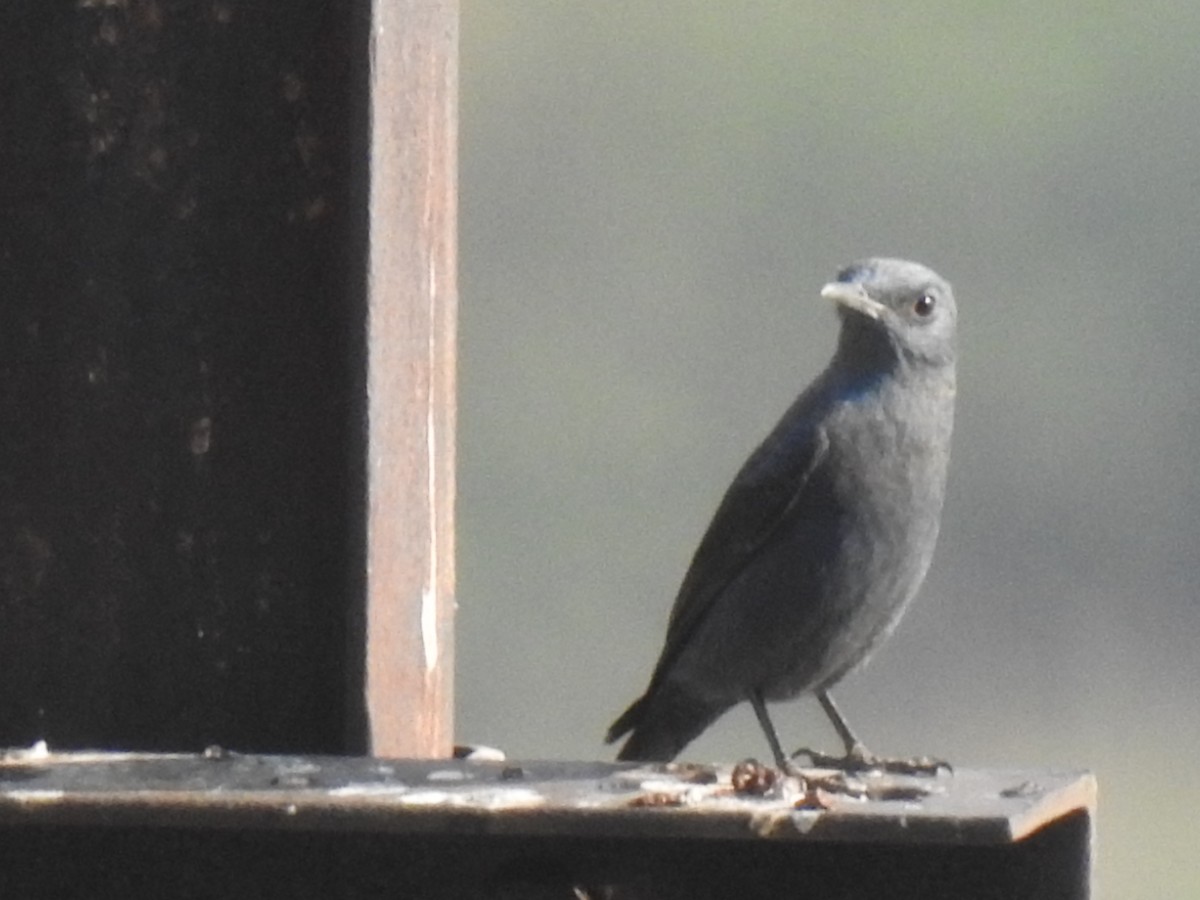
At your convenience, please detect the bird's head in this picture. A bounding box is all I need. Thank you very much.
[821,258,956,370]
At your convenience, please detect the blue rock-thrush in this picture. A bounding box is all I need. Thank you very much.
[606,258,957,772]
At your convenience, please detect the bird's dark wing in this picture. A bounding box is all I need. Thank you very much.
[645,412,831,695]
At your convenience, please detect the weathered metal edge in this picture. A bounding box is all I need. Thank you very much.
[0,750,1094,847]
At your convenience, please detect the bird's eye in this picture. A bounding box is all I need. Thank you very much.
[913,294,936,317]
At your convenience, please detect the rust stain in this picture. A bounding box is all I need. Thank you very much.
[730,759,777,796]
[627,791,688,809]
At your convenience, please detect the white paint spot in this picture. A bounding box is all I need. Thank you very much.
[399,790,451,806]
[7,790,65,803]
[329,784,411,798]
[422,585,438,673]
[454,745,506,762]
[477,788,545,809]
[422,253,440,675]
[790,810,821,834]
[427,768,468,782]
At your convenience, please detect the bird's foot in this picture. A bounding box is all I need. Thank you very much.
[791,742,951,776]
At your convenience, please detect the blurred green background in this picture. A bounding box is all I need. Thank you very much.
[456,4,1200,897]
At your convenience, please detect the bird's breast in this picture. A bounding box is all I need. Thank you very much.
[804,381,952,615]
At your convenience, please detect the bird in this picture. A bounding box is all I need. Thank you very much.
[606,258,957,773]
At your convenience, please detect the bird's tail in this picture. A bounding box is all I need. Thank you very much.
[606,685,726,762]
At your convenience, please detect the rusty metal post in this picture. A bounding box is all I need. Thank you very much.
[0,0,457,756]
[364,0,457,758]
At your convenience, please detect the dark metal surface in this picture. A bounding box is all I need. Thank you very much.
[0,2,457,756]
[0,748,1093,845]
[0,750,1094,899]
[0,0,365,754]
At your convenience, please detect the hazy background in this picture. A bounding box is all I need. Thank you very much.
[456,4,1200,897]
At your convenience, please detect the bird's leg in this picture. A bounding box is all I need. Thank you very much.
[791,690,951,776]
[818,690,863,757]
[790,690,871,769]
[749,690,795,773]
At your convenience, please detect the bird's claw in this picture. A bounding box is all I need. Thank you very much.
[790,743,951,776]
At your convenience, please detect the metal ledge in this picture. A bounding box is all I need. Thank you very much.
[0,746,1093,845]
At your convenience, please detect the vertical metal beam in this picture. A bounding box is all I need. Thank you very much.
[365,0,458,757]
[0,0,457,756]
[0,1,369,752]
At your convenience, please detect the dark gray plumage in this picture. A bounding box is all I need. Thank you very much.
[606,258,957,769]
